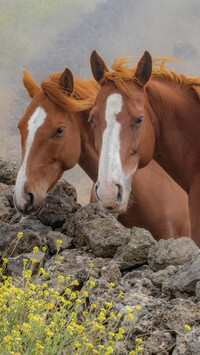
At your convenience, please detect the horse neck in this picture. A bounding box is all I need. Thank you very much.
[77,110,99,182]
[146,80,200,192]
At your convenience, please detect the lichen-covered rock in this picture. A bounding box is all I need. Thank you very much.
[46,231,73,253]
[172,327,200,354]
[37,179,80,229]
[0,183,17,222]
[44,248,113,290]
[148,237,199,271]
[7,251,44,276]
[0,218,50,254]
[64,203,129,257]
[162,256,200,297]
[151,265,178,286]
[0,159,18,185]
[114,227,156,270]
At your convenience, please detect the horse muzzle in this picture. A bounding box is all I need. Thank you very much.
[13,191,43,216]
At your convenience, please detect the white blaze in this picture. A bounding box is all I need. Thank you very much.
[98,93,124,183]
[15,107,46,204]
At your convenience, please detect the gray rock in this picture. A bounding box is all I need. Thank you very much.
[114,227,156,270]
[148,237,199,271]
[7,251,44,276]
[37,180,80,229]
[0,183,16,222]
[195,281,200,301]
[44,248,112,290]
[142,330,175,354]
[162,256,200,297]
[172,327,200,354]
[3,229,48,258]
[151,265,178,286]
[0,159,18,185]
[46,231,73,253]
[65,203,129,257]
[101,260,121,285]
[0,218,51,255]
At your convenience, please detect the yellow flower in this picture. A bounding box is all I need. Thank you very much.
[91,303,96,308]
[98,313,106,322]
[17,232,23,239]
[74,341,81,349]
[126,314,133,320]
[90,281,96,288]
[136,305,141,312]
[109,332,115,338]
[66,276,71,282]
[40,268,46,274]
[33,246,39,254]
[31,258,37,264]
[105,346,114,354]
[58,275,64,282]
[86,343,94,350]
[89,263,94,268]
[42,246,47,252]
[129,351,136,355]
[58,256,63,262]
[3,335,12,343]
[118,328,125,334]
[105,301,112,308]
[36,342,44,350]
[65,288,71,295]
[185,324,191,331]
[70,292,76,299]
[136,338,142,344]
[126,307,133,314]
[119,291,124,298]
[109,282,115,288]
[56,240,63,245]
[72,279,79,286]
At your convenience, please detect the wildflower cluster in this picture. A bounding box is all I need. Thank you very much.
[0,237,144,354]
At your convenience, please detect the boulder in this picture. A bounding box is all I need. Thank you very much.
[0,159,18,185]
[64,203,129,257]
[148,237,199,271]
[46,230,73,253]
[114,227,156,270]
[162,256,200,297]
[37,179,80,229]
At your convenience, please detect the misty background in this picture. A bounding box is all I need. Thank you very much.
[0,0,200,203]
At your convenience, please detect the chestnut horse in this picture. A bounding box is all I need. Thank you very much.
[14,67,190,240]
[90,50,200,246]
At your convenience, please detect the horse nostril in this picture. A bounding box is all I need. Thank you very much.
[25,192,35,211]
[95,184,100,201]
[116,184,122,203]
[107,206,113,211]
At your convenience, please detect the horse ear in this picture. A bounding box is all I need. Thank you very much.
[90,50,108,83]
[134,51,152,87]
[23,70,41,98]
[59,68,74,94]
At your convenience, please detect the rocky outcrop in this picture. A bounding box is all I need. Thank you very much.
[0,159,200,354]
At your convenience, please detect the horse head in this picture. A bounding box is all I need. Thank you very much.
[90,50,155,213]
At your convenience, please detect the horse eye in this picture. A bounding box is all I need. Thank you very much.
[89,115,95,127]
[131,116,143,130]
[54,126,65,137]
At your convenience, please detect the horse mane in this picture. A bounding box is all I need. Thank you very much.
[100,57,200,101]
[41,73,99,112]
